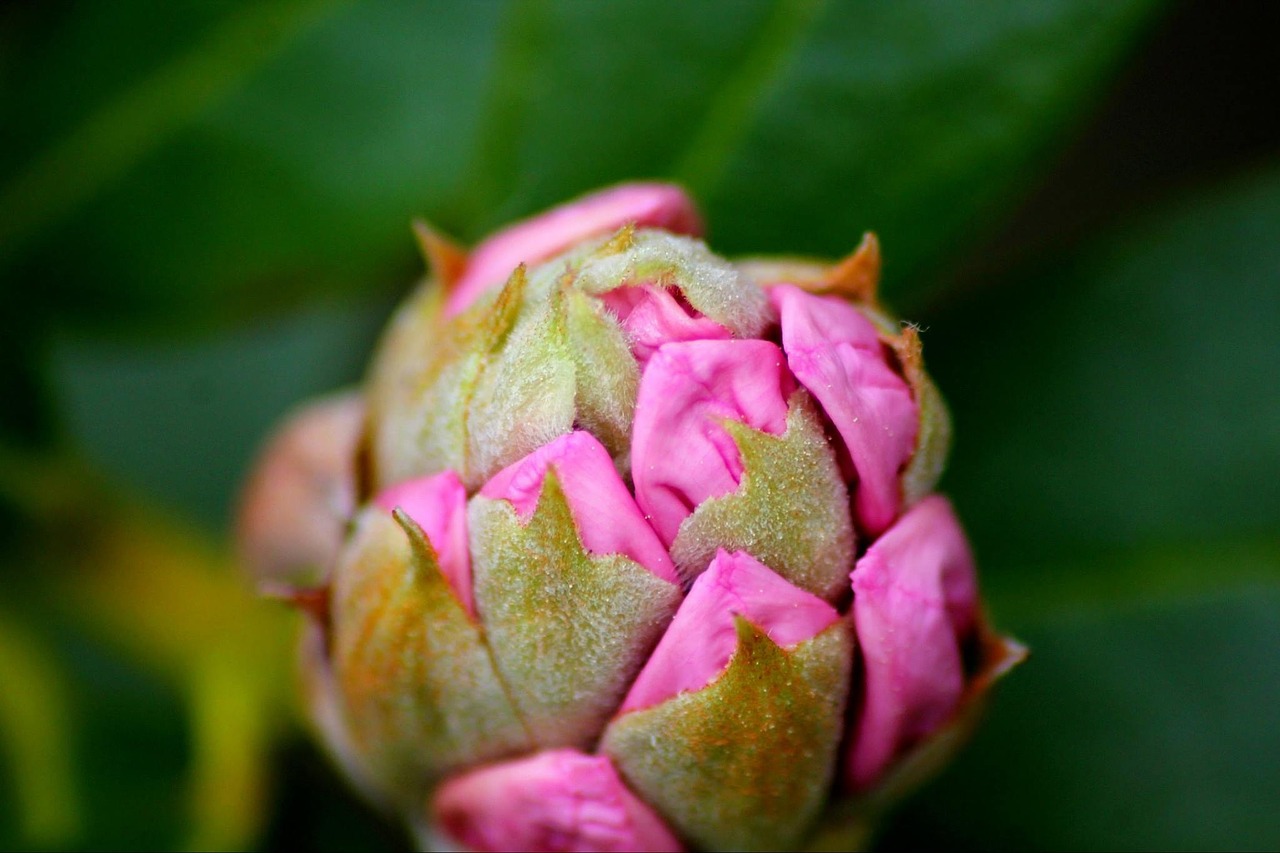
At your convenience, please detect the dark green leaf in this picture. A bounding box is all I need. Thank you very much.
[925,167,1280,578]
[5,0,502,329]
[883,579,1280,851]
[3,0,1162,330]
[48,300,389,531]
[877,167,1280,851]
[465,0,1163,299]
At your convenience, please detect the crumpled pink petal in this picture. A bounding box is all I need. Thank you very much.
[479,431,678,585]
[598,284,732,365]
[446,183,703,317]
[433,748,684,853]
[632,340,795,547]
[620,550,840,714]
[772,284,918,536]
[373,471,472,615]
[847,495,979,789]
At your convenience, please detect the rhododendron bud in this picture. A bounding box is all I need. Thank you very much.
[239,183,1022,851]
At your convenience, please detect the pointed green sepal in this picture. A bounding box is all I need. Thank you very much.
[464,274,577,485]
[469,471,681,748]
[671,392,855,600]
[603,616,854,851]
[366,269,516,490]
[564,287,639,471]
[891,326,952,506]
[329,508,530,804]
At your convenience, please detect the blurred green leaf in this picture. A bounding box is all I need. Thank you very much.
[3,494,303,850]
[927,166,1280,579]
[4,0,502,330]
[0,0,345,269]
[3,0,1162,332]
[463,0,1163,298]
[876,167,1280,850]
[0,613,79,848]
[48,300,388,531]
[59,627,191,851]
[884,579,1280,851]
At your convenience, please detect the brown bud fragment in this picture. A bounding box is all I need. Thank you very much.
[412,220,468,291]
[236,392,365,588]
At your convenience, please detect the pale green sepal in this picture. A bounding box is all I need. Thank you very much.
[671,392,855,600]
[602,617,854,852]
[889,326,952,506]
[902,372,951,505]
[464,279,577,487]
[469,472,681,749]
[366,267,525,490]
[563,287,639,471]
[330,508,530,805]
[365,279,467,490]
[575,229,771,338]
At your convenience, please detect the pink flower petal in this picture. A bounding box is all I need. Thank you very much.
[598,284,732,365]
[433,749,684,853]
[373,471,473,615]
[479,431,678,585]
[620,550,840,714]
[446,183,702,317]
[772,284,919,535]
[632,340,795,547]
[847,495,980,789]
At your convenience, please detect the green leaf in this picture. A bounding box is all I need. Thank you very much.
[876,169,1280,850]
[5,0,504,329]
[883,577,1280,851]
[466,0,1163,298]
[0,0,346,270]
[4,0,1162,330]
[0,614,79,848]
[48,300,389,532]
[925,167,1280,581]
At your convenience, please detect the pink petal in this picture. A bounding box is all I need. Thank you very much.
[479,431,678,585]
[847,495,980,789]
[632,340,795,547]
[433,749,684,853]
[446,183,702,317]
[598,284,732,365]
[771,284,919,536]
[373,471,473,615]
[620,550,840,714]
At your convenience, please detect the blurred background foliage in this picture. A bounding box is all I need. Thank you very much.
[1,0,1277,849]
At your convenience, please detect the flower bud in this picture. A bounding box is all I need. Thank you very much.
[245,183,1022,851]
[329,474,529,805]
